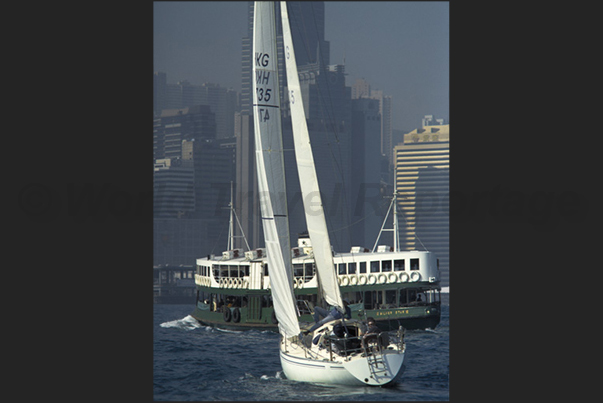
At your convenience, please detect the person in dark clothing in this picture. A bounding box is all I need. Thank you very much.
[362,317,380,336]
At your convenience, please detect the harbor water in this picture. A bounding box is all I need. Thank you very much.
[153,295,449,401]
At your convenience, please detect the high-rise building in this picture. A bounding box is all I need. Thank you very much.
[422,115,447,127]
[153,106,236,265]
[153,76,238,139]
[153,158,195,219]
[394,124,449,287]
[350,97,383,248]
[153,105,216,161]
[351,79,394,174]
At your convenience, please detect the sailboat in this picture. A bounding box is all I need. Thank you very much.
[252,1,406,386]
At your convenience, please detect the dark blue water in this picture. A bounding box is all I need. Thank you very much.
[154,294,449,401]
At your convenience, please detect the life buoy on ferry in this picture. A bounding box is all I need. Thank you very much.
[271,310,278,324]
[400,272,409,283]
[232,308,241,323]
[359,274,367,285]
[297,278,304,289]
[341,276,350,286]
[368,274,377,285]
[410,272,421,282]
[223,307,232,322]
[337,277,342,285]
[377,274,387,284]
[389,273,397,283]
[350,276,358,285]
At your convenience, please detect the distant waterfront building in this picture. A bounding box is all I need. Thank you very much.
[153,106,236,265]
[153,219,208,267]
[153,75,238,139]
[153,105,216,161]
[350,97,383,247]
[234,112,260,250]
[394,124,449,287]
[153,158,195,219]
[351,79,393,172]
[351,78,371,99]
[422,115,447,127]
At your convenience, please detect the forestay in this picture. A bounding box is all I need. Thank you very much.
[252,1,300,338]
[280,1,344,312]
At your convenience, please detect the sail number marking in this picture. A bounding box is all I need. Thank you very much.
[255,52,275,121]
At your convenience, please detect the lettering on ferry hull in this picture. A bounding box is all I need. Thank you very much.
[375,309,410,317]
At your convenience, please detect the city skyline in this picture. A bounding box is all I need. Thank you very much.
[153,1,449,132]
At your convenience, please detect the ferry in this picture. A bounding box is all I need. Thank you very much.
[191,233,442,332]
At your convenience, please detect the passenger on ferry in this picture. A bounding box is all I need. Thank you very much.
[306,299,351,333]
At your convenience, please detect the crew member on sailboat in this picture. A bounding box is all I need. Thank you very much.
[308,299,352,332]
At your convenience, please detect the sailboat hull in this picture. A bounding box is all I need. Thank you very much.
[280,348,405,386]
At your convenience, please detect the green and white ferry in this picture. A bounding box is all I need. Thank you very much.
[191,231,442,332]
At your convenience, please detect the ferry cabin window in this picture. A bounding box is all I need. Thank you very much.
[213,265,219,279]
[348,262,356,274]
[394,259,405,271]
[294,264,304,278]
[370,261,380,273]
[264,264,269,276]
[359,261,367,273]
[410,258,420,270]
[243,265,249,277]
[382,260,392,272]
[220,265,228,278]
[304,263,313,281]
[385,290,396,307]
[338,263,346,275]
[229,265,239,277]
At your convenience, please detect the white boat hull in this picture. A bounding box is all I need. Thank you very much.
[280,348,405,386]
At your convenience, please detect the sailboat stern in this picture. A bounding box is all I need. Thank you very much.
[342,349,405,386]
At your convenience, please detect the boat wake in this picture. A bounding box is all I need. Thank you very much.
[159,315,203,331]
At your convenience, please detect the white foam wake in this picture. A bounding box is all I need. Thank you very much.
[160,315,202,330]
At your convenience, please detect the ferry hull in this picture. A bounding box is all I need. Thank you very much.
[191,302,440,332]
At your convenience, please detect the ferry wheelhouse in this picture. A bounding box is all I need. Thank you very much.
[191,234,441,331]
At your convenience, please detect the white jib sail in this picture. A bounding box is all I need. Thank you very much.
[280,1,344,311]
[252,1,300,338]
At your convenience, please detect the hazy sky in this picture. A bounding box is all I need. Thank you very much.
[153,1,449,131]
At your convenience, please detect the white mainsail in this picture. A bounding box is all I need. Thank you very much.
[280,1,344,311]
[252,1,300,338]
